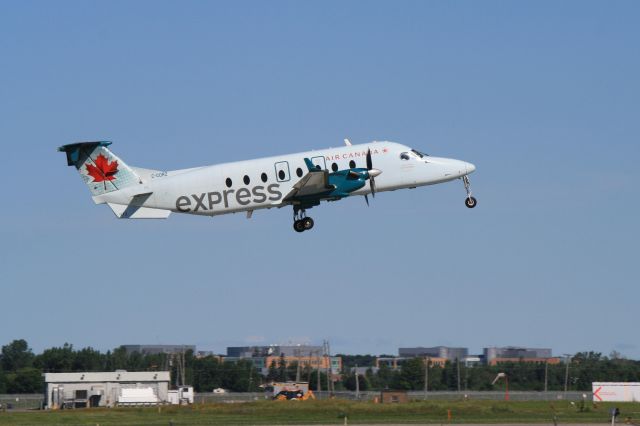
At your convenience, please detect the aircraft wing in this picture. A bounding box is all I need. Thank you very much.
[281,170,333,203]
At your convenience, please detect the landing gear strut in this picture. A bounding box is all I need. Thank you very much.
[293,207,314,232]
[462,175,477,208]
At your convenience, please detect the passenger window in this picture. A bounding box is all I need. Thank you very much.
[243,175,250,185]
[400,152,411,161]
[274,161,290,182]
[225,178,232,188]
[331,163,338,172]
[261,172,268,183]
[349,160,356,168]
[296,167,303,177]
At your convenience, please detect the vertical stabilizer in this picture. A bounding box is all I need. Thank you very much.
[58,141,141,196]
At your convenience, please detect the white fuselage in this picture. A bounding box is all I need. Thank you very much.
[94,141,475,216]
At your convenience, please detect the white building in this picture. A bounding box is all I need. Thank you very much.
[44,371,170,409]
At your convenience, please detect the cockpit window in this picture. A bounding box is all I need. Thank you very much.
[400,152,411,160]
[411,149,429,158]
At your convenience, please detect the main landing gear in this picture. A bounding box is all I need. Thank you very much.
[462,175,477,208]
[293,207,314,232]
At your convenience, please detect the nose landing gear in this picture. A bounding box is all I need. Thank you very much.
[293,207,314,232]
[462,175,477,208]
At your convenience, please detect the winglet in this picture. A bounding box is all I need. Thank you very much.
[344,138,352,146]
[304,158,316,171]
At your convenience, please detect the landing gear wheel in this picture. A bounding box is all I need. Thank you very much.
[302,217,314,230]
[293,220,305,232]
[462,176,476,209]
[465,196,477,208]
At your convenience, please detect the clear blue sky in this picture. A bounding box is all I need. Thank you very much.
[1,1,638,358]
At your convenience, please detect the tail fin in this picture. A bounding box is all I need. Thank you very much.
[58,141,141,196]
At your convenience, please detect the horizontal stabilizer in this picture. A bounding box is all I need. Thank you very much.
[107,203,171,219]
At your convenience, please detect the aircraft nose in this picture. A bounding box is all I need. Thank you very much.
[465,162,476,174]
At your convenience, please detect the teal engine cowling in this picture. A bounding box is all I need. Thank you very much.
[327,168,369,197]
[296,155,382,209]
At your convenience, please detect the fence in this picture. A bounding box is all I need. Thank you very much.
[194,390,592,403]
[0,394,43,410]
[0,390,592,409]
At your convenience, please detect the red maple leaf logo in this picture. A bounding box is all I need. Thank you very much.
[86,154,118,182]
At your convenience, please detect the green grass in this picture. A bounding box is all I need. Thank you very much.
[0,399,638,425]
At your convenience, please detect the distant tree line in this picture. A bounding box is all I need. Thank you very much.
[2,340,640,394]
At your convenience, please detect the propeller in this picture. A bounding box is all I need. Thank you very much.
[364,148,382,206]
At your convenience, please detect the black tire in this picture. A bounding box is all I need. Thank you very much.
[302,217,314,230]
[465,196,477,208]
[294,220,305,232]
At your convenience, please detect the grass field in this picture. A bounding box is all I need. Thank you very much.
[0,399,638,425]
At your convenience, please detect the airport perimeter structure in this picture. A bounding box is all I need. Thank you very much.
[1,390,594,410]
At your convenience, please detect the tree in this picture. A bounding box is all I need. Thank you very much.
[375,363,396,390]
[0,368,7,393]
[342,368,370,391]
[1,340,34,371]
[267,359,279,381]
[277,354,287,381]
[34,344,74,372]
[192,356,222,392]
[309,369,327,391]
[6,368,42,393]
[396,357,425,390]
[73,347,105,371]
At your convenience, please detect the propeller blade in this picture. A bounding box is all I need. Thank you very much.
[364,152,380,203]
[364,194,369,206]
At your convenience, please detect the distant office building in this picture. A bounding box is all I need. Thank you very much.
[483,346,559,365]
[226,345,341,376]
[376,356,447,370]
[227,345,323,358]
[121,345,196,355]
[195,351,217,359]
[463,356,482,367]
[399,346,469,361]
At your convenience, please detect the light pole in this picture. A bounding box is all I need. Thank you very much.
[423,357,430,400]
[492,372,509,401]
[456,358,461,393]
[354,364,360,400]
[563,354,572,398]
[544,360,548,393]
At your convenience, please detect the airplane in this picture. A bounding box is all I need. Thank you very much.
[58,139,476,232]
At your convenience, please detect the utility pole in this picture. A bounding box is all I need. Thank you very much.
[295,348,301,382]
[316,350,322,392]
[464,361,468,391]
[423,357,429,400]
[563,354,572,398]
[324,340,331,396]
[355,364,360,399]
[544,360,548,392]
[456,358,461,393]
[327,341,334,394]
[182,349,186,386]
